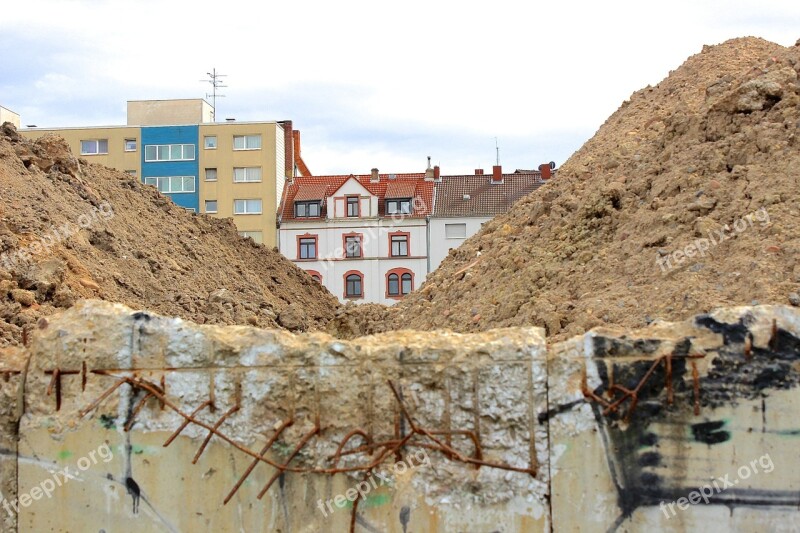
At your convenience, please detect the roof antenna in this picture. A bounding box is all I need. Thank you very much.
[427,155,432,170]
[494,137,500,166]
[200,68,227,122]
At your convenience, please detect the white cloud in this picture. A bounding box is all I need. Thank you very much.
[2,0,798,173]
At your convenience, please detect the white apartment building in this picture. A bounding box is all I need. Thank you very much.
[278,170,434,304]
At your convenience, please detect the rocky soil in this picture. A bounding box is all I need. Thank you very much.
[0,125,339,347]
[331,37,800,340]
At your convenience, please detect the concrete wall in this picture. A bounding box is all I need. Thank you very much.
[127,99,213,126]
[2,302,800,532]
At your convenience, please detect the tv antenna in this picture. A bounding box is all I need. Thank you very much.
[200,68,227,122]
[494,137,500,166]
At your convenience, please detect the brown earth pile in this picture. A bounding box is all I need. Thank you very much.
[332,36,800,340]
[0,125,339,347]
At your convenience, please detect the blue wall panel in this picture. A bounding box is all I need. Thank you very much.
[141,126,199,211]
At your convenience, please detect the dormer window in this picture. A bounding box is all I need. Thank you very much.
[295,201,321,218]
[386,198,412,215]
[346,196,360,217]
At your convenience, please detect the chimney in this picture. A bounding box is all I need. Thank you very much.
[538,162,553,180]
[370,168,380,182]
[475,168,484,175]
[280,120,294,179]
[425,167,434,181]
[434,165,441,182]
[491,165,503,184]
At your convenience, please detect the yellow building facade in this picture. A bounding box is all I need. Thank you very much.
[18,100,292,247]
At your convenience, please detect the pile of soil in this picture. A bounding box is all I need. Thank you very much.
[332,36,800,340]
[0,125,339,347]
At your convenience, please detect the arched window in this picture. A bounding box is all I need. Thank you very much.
[386,268,414,299]
[401,273,412,294]
[388,273,400,296]
[344,271,363,299]
[306,270,322,284]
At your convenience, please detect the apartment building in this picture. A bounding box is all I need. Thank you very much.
[18,99,309,247]
[429,165,551,270]
[0,105,21,128]
[278,170,434,305]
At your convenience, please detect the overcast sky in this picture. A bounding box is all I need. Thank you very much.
[1,1,798,175]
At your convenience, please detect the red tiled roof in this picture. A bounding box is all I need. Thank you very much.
[280,173,433,221]
[433,172,547,217]
[293,183,328,201]
[385,181,417,199]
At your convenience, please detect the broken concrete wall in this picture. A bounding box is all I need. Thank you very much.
[2,301,800,532]
[10,301,549,532]
[549,305,800,531]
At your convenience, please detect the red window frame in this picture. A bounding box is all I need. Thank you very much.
[296,233,318,260]
[343,270,364,299]
[388,231,410,257]
[385,267,414,299]
[342,232,364,258]
[346,195,360,217]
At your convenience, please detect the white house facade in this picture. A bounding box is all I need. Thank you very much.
[278,171,434,305]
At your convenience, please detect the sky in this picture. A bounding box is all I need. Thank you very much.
[1,1,799,175]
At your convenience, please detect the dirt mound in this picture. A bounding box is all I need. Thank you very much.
[0,124,339,347]
[336,37,800,340]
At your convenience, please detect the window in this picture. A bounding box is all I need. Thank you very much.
[204,136,217,149]
[306,270,322,283]
[386,198,412,215]
[80,139,108,155]
[346,196,359,217]
[233,167,262,183]
[345,272,363,299]
[445,223,467,239]
[233,199,262,215]
[144,144,196,162]
[184,208,196,213]
[390,234,409,257]
[205,200,218,213]
[294,201,321,218]
[387,269,414,297]
[124,138,137,152]
[125,170,137,176]
[233,134,261,150]
[239,231,263,243]
[205,168,217,181]
[143,176,195,193]
[345,235,362,258]
[299,237,317,259]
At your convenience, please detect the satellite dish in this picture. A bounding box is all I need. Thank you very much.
[549,161,556,170]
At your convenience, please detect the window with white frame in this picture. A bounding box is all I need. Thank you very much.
[445,223,467,239]
[144,144,196,162]
[144,176,195,194]
[125,170,137,176]
[233,167,262,183]
[124,138,137,152]
[205,168,217,181]
[233,134,261,150]
[233,199,262,215]
[204,136,217,149]
[205,200,218,213]
[239,231,263,243]
[80,139,108,155]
